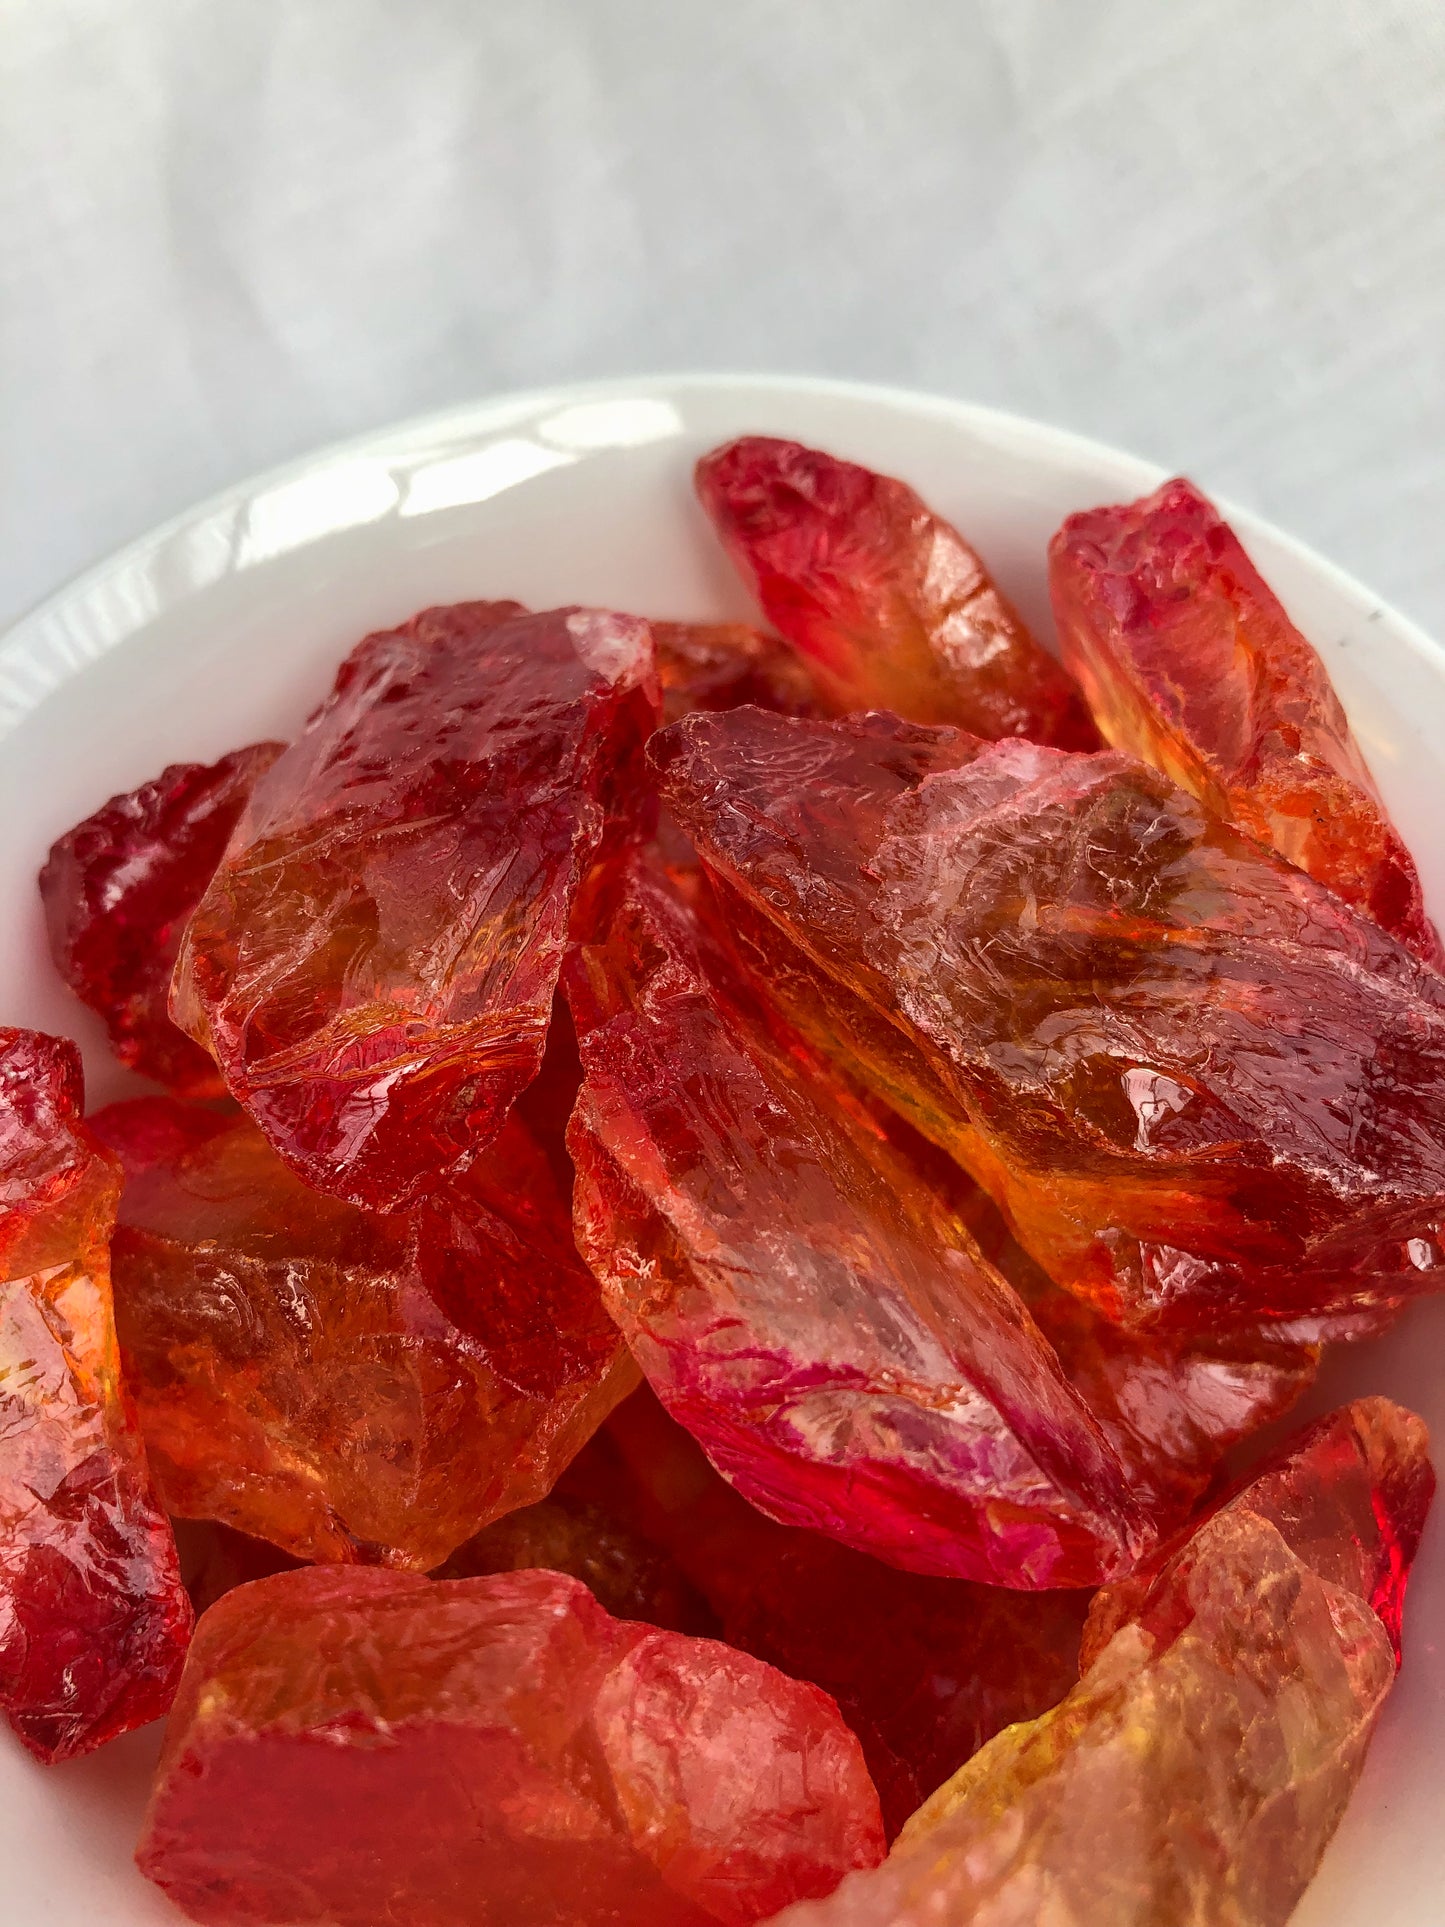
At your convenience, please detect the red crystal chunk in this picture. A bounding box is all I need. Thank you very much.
[656,707,1445,1333]
[172,602,660,1210]
[40,744,282,1093]
[564,859,1146,1587]
[93,1094,634,1569]
[1051,478,1441,961]
[695,437,1097,745]
[767,1398,1433,1927]
[0,1028,192,1761]
[136,1566,885,1927]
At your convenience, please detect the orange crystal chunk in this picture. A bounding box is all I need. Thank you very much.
[768,1397,1433,1927]
[172,602,660,1211]
[93,1094,634,1569]
[1051,478,1441,962]
[0,1027,191,1760]
[565,859,1146,1587]
[695,436,1097,745]
[656,707,1445,1333]
[136,1566,885,1927]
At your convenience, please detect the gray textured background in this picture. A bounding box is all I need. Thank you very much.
[3,0,1442,634]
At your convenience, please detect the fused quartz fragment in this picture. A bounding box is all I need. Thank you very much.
[657,708,1445,1333]
[769,1397,1433,1927]
[1051,478,1441,961]
[437,1489,715,1635]
[92,1094,634,1570]
[40,743,283,1093]
[172,602,660,1211]
[695,436,1097,745]
[568,1386,1090,1838]
[653,619,818,723]
[564,860,1145,1587]
[136,1566,885,1927]
[0,1028,192,1761]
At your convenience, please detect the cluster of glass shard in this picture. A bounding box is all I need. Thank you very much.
[2,446,1437,1927]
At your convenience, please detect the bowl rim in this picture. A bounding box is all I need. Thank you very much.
[3,369,1440,685]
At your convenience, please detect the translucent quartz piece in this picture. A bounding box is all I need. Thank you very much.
[769,1397,1433,1927]
[1051,478,1441,962]
[93,1095,634,1569]
[437,1490,715,1635]
[40,744,283,1094]
[695,436,1097,745]
[564,860,1146,1587]
[0,1028,191,1761]
[568,1387,1090,1839]
[653,619,818,723]
[172,601,660,1211]
[656,708,1445,1333]
[136,1566,885,1927]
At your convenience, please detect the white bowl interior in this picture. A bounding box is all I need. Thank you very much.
[2,375,1442,1925]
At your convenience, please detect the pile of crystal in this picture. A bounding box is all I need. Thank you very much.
[0,444,1433,1927]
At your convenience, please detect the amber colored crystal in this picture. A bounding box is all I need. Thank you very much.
[136,1566,885,1927]
[653,619,818,723]
[171,602,660,1211]
[0,1028,192,1761]
[695,436,1097,746]
[40,744,283,1094]
[1051,478,1441,962]
[769,1397,1432,1927]
[565,859,1145,1587]
[656,708,1445,1334]
[92,1094,634,1570]
[567,1386,1090,1839]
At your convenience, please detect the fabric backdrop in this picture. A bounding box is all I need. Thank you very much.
[2,0,1442,638]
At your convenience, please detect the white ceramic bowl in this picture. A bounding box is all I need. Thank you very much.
[3,375,1442,1927]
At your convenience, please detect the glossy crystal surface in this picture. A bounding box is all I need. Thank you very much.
[769,1398,1433,1927]
[1051,478,1440,961]
[564,861,1145,1587]
[0,1028,191,1761]
[695,437,1096,745]
[94,1094,633,1569]
[172,602,660,1210]
[657,708,1445,1333]
[40,744,283,1093]
[136,1565,884,1927]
